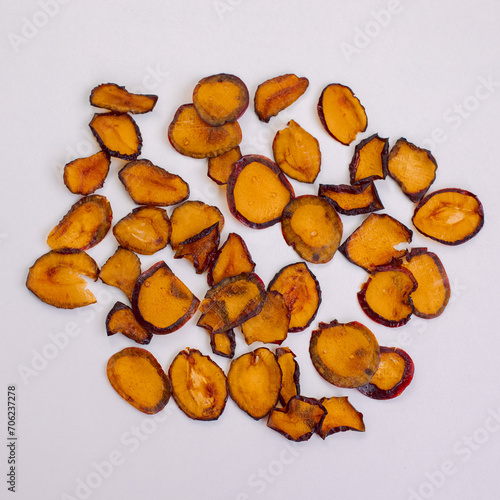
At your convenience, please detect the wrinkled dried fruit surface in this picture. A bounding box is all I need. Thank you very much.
[63,151,110,195]
[318,396,365,439]
[207,146,242,185]
[319,182,383,216]
[349,134,389,185]
[106,301,152,345]
[276,347,300,406]
[99,246,141,300]
[210,330,236,358]
[90,83,158,114]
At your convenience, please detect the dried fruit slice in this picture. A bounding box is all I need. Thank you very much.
[106,301,152,345]
[207,146,242,185]
[275,347,300,406]
[281,195,343,264]
[240,291,290,345]
[113,206,171,255]
[267,396,326,442]
[210,329,236,358]
[107,347,170,414]
[358,264,417,327]
[272,120,321,183]
[339,213,413,271]
[318,396,365,439]
[63,151,110,195]
[197,272,266,334]
[357,346,414,400]
[26,250,98,309]
[388,138,437,202]
[226,155,294,229]
[193,73,249,126]
[118,159,189,206]
[318,182,384,216]
[47,195,112,251]
[254,74,309,122]
[90,83,157,114]
[89,112,142,160]
[168,104,242,158]
[349,134,389,185]
[309,320,380,388]
[317,83,367,145]
[132,261,200,335]
[268,262,321,332]
[227,347,282,420]
[412,188,484,245]
[168,349,228,420]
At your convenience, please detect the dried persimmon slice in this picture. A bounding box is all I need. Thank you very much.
[319,182,383,216]
[207,146,242,185]
[349,134,389,185]
[106,301,152,345]
[318,396,365,439]
[90,83,158,114]
[275,347,300,406]
[63,151,110,195]
[210,329,236,359]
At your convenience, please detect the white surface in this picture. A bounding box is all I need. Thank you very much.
[1,1,500,499]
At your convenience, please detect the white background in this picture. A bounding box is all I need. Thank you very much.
[2,1,500,499]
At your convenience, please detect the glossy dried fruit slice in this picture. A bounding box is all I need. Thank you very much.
[26,250,98,309]
[63,151,110,195]
[318,396,365,439]
[210,329,236,358]
[132,261,200,335]
[357,346,414,400]
[197,273,266,334]
[226,155,294,229]
[207,146,242,185]
[388,138,437,202]
[339,213,413,271]
[318,182,383,216]
[358,264,417,327]
[168,103,242,158]
[169,349,228,420]
[193,73,249,126]
[89,112,142,160]
[268,262,321,332]
[267,396,326,442]
[113,206,171,255]
[275,347,300,406]
[281,195,343,264]
[90,83,158,114]
[412,188,484,245]
[349,134,389,185]
[227,347,282,420]
[254,74,309,122]
[309,320,380,388]
[106,301,152,345]
[317,83,367,145]
[118,159,189,206]
[99,246,141,300]
[107,347,170,414]
[272,120,321,183]
[47,195,112,251]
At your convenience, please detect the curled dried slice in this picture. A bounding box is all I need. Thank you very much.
[169,349,228,421]
[268,262,321,332]
[227,347,282,420]
[118,159,189,206]
[106,301,152,345]
[47,195,112,251]
[339,213,412,271]
[272,120,321,183]
[132,261,200,335]
[254,74,309,122]
[275,347,300,406]
[317,83,367,145]
[226,155,294,229]
[309,320,380,388]
[318,396,365,439]
[100,247,141,301]
[349,134,389,185]
[412,188,484,245]
[89,112,142,160]
[318,182,383,216]
[207,146,242,185]
[26,250,98,309]
[90,83,158,114]
[210,329,236,359]
[281,195,343,264]
[193,73,249,126]
[168,103,242,158]
[63,151,110,195]
[107,347,170,414]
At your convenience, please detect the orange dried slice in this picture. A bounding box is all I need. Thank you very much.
[275,347,300,406]
[254,74,309,122]
[207,146,242,185]
[210,329,236,359]
[63,151,110,195]
[349,134,389,185]
[309,320,380,388]
[281,195,343,264]
[107,347,171,414]
[26,250,99,309]
[90,83,158,114]
[412,188,484,245]
[272,120,321,183]
[318,396,365,439]
[118,159,189,206]
[317,83,367,145]
[47,195,112,251]
[106,301,152,345]
[318,182,384,216]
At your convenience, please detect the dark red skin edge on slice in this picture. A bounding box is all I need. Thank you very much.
[64,151,111,195]
[89,83,158,114]
[357,346,415,400]
[318,182,384,216]
[89,112,143,160]
[275,347,300,406]
[318,397,365,439]
[105,301,153,345]
[267,262,322,333]
[226,154,295,229]
[317,84,368,146]
[131,261,200,335]
[210,329,236,359]
[349,133,389,184]
[412,188,485,245]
